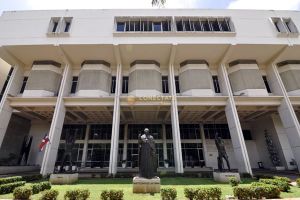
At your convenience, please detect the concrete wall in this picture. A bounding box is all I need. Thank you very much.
[0,114,31,165]
[27,121,50,166]
[278,64,300,95]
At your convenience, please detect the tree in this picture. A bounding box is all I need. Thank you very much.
[152,0,166,7]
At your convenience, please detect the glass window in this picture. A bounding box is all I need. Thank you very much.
[117,22,125,32]
[122,76,129,94]
[263,76,271,93]
[61,124,86,140]
[111,76,116,94]
[70,76,78,94]
[89,124,112,140]
[128,124,162,139]
[20,77,28,94]
[162,76,169,93]
[203,124,231,139]
[179,124,201,139]
[153,22,162,32]
[175,76,180,93]
[212,76,221,93]
[176,20,183,31]
[202,20,210,31]
[243,130,252,140]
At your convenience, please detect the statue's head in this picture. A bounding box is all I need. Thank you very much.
[144,128,150,135]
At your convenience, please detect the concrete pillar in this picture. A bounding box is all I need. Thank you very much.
[218,64,252,175]
[109,62,122,175]
[81,124,90,167]
[0,65,24,148]
[168,50,184,173]
[200,124,208,166]
[162,124,168,163]
[40,64,72,175]
[267,63,300,171]
[122,124,128,162]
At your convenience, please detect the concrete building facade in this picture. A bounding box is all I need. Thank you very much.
[0,9,300,176]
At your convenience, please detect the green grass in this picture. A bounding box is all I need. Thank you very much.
[0,177,300,200]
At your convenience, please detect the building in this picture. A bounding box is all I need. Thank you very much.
[0,9,300,176]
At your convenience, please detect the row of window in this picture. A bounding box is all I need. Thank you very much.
[48,17,73,34]
[271,17,298,34]
[116,17,233,32]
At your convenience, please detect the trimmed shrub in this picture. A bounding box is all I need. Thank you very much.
[229,177,240,187]
[206,187,222,200]
[13,185,32,200]
[233,186,253,200]
[194,188,207,200]
[234,184,280,199]
[100,190,110,200]
[31,183,42,194]
[297,178,300,187]
[109,190,124,200]
[0,181,26,194]
[64,189,90,200]
[161,188,177,200]
[274,176,291,183]
[0,176,22,185]
[259,178,290,192]
[39,181,51,191]
[184,188,195,200]
[40,189,59,200]
[22,174,43,182]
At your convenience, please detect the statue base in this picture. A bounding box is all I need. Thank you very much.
[50,173,78,185]
[132,176,160,193]
[272,166,285,171]
[213,172,240,183]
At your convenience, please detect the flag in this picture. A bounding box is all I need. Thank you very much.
[39,134,50,152]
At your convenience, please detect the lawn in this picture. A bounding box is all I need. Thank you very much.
[1,177,300,200]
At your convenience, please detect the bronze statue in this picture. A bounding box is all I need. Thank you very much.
[138,128,157,179]
[18,136,33,165]
[215,132,231,171]
[59,129,76,173]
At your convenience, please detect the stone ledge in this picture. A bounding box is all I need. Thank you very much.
[50,173,78,185]
[132,176,160,193]
[213,172,240,183]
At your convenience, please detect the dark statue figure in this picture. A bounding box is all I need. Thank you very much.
[59,129,77,173]
[138,128,157,179]
[18,136,33,165]
[215,132,231,171]
[264,130,281,166]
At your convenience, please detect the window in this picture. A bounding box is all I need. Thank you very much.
[0,67,13,102]
[89,124,112,140]
[175,76,180,93]
[20,77,28,94]
[62,17,72,33]
[111,76,116,94]
[180,124,201,139]
[176,17,232,32]
[122,76,129,93]
[70,76,78,94]
[243,130,252,140]
[49,17,60,33]
[61,124,86,140]
[272,17,298,34]
[212,76,221,93]
[262,76,271,93]
[162,76,169,93]
[115,17,172,32]
[204,124,231,139]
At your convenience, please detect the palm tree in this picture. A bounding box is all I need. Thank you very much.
[152,0,166,7]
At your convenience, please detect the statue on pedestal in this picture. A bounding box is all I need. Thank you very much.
[138,128,157,179]
[59,129,76,173]
[215,132,231,171]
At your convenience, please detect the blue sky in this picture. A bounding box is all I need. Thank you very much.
[0,0,300,15]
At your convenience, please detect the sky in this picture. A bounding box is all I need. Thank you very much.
[0,0,300,15]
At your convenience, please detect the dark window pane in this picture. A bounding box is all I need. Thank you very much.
[52,22,58,32]
[122,76,129,93]
[243,130,252,140]
[212,76,221,93]
[134,21,140,31]
[183,21,191,31]
[20,77,28,94]
[162,76,169,93]
[263,76,271,93]
[220,19,230,31]
[175,76,180,93]
[117,22,125,32]
[111,76,116,94]
[193,21,202,31]
[70,76,78,94]
[153,22,162,31]
[202,20,210,31]
[64,22,71,32]
[211,20,220,31]
[176,20,183,31]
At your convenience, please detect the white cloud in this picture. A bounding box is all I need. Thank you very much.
[26,0,199,9]
[228,0,300,10]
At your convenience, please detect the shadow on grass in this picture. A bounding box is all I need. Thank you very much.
[77,178,256,186]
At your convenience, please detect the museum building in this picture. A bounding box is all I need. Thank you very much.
[0,9,300,176]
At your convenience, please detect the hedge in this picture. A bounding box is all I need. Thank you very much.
[183,187,222,200]
[30,181,52,194]
[233,184,280,199]
[0,181,26,194]
[259,178,290,192]
[22,174,43,182]
[64,189,90,200]
[40,189,59,200]
[100,190,124,200]
[161,188,177,200]
[0,176,22,185]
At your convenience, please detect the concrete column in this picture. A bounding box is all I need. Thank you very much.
[40,64,72,175]
[200,124,208,166]
[122,124,128,161]
[162,124,168,162]
[0,65,24,148]
[168,46,183,173]
[109,62,122,175]
[81,124,90,167]
[267,63,300,171]
[218,64,252,175]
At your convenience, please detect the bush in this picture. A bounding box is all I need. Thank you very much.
[100,190,110,200]
[30,181,51,194]
[259,178,290,192]
[206,187,222,200]
[297,178,300,187]
[64,189,90,200]
[40,189,59,200]
[109,190,124,200]
[229,177,240,187]
[13,185,32,200]
[273,176,291,183]
[184,188,195,200]
[22,174,43,182]
[194,188,207,200]
[31,183,42,194]
[0,176,23,185]
[234,184,281,199]
[0,181,26,194]
[161,188,177,200]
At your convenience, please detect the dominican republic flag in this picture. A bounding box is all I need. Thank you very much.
[39,134,50,152]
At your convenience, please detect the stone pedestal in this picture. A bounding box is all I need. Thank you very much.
[132,176,160,193]
[213,172,240,183]
[272,166,285,171]
[50,173,78,185]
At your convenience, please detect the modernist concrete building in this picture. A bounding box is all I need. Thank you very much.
[0,9,300,176]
